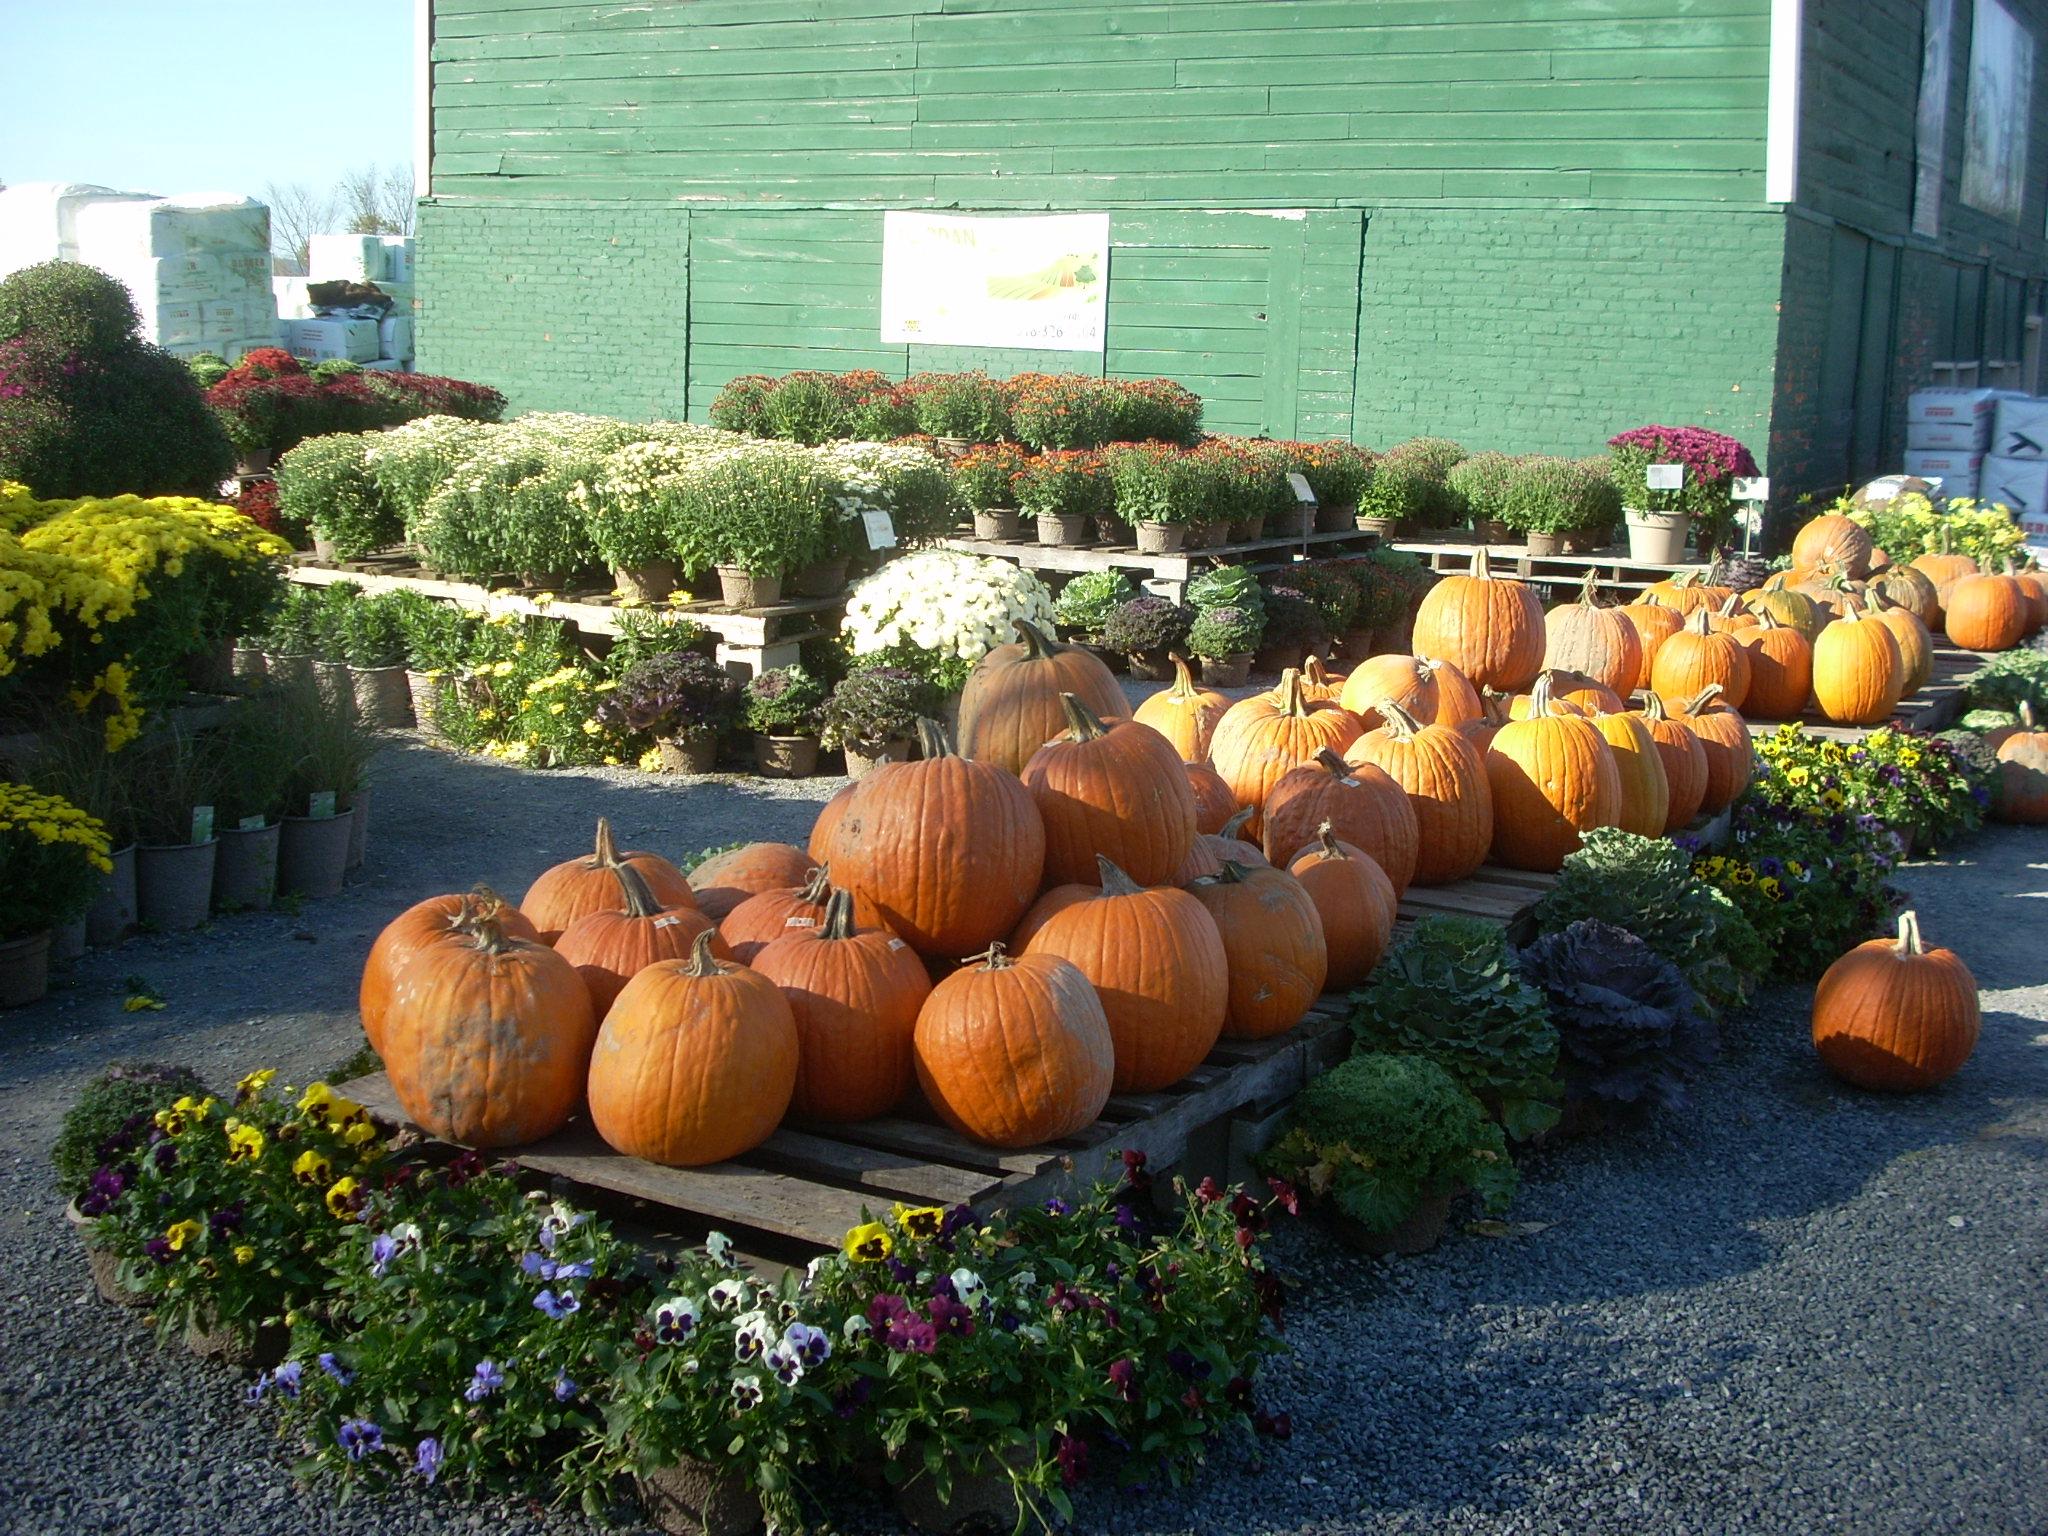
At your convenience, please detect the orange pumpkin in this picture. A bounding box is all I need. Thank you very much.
[2011,563,2048,634]
[1345,700,1493,885]
[1285,825,1395,991]
[1615,599,1686,690]
[1483,673,1623,871]
[360,888,539,1055]
[1670,683,1753,812]
[1020,856,1228,1092]
[1650,606,1752,712]
[1174,807,1270,885]
[753,888,932,1123]
[1455,688,1514,755]
[1641,570,1718,616]
[1864,565,1939,628]
[557,864,729,1017]
[1543,571,1642,695]
[1410,549,1545,690]
[1811,601,1903,726]
[1812,911,1978,1092]
[1737,610,1815,721]
[956,619,1127,776]
[1705,594,1760,635]
[1993,702,2048,823]
[1299,655,1348,704]
[1511,668,1623,718]
[718,864,834,964]
[521,818,695,943]
[1587,708,1670,838]
[1022,694,1197,888]
[587,931,798,1165]
[1132,655,1229,761]
[1337,653,1482,730]
[1943,570,2029,652]
[1791,513,1875,579]
[687,842,814,922]
[1909,529,1978,623]
[912,944,1114,1147]
[1183,759,1238,835]
[1188,862,1328,1040]
[1207,669,1363,837]
[1866,589,1933,695]
[382,907,597,1149]
[1633,693,1709,831]
[809,783,855,864]
[1260,747,1420,894]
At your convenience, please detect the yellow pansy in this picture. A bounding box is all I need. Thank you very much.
[297,1082,338,1118]
[891,1205,946,1241]
[843,1222,893,1262]
[235,1067,276,1101]
[225,1120,265,1163]
[232,1244,256,1266]
[164,1219,203,1252]
[292,1149,333,1186]
[325,1176,362,1219]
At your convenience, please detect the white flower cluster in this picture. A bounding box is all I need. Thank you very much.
[842,548,1055,663]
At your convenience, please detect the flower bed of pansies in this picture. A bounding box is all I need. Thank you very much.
[64,1064,1291,1532]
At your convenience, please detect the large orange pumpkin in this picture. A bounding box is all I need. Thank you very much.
[1909,529,1978,623]
[1207,669,1363,837]
[2011,562,2048,634]
[1020,855,1228,1092]
[557,864,729,1017]
[687,842,814,922]
[382,907,597,1149]
[1737,610,1815,721]
[521,818,695,943]
[1670,683,1752,812]
[912,944,1114,1147]
[1455,688,1514,755]
[1174,807,1270,885]
[809,783,855,863]
[1993,702,2048,823]
[1811,911,1978,1091]
[1285,825,1395,991]
[1943,570,2029,652]
[1615,598,1686,690]
[1410,549,1545,690]
[1542,571,1642,696]
[718,864,834,964]
[1133,656,1229,761]
[753,888,932,1123]
[1183,758,1237,834]
[1188,862,1328,1040]
[1587,708,1671,838]
[1344,700,1493,885]
[1022,694,1197,888]
[360,888,539,1055]
[1299,655,1348,704]
[1865,589,1933,695]
[1811,601,1903,726]
[1337,653,1482,730]
[1260,747,1420,893]
[587,931,798,1165]
[830,720,1046,957]
[1634,693,1709,831]
[956,619,1127,776]
[1791,513,1875,579]
[1650,606,1752,712]
[1483,673,1623,871]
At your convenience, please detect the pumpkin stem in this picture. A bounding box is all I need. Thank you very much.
[1685,606,1713,635]
[1378,699,1421,739]
[1058,691,1111,742]
[1221,807,1256,842]
[592,816,618,868]
[1167,655,1197,697]
[801,863,833,903]
[456,903,515,955]
[1577,568,1600,606]
[1096,855,1143,896]
[1214,859,1252,884]
[1642,691,1669,723]
[1479,687,1511,726]
[1315,820,1347,861]
[1528,671,1557,717]
[683,927,725,978]
[1467,548,1492,581]
[611,860,664,920]
[1682,682,1725,716]
[1895,909,1923,956]
[1754,607,1780,630]
[1718,594,1742,617]
[1313,746,1352,779]
[914,716,955,759]
[967,940,1014,971]
[1276,667,1309,719]
[1840,597,1863,622]
[1304,656,1332,689]
[820,887,858,941]
[1014,619,1055,659]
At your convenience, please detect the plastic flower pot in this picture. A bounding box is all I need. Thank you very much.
[1200,653,1253,688]
[1093,515,1134,547]
[1525,530,1565,557]
[716,567,782,608]
[1125,650,1173,682]
[613,559,680,605]
[1035,512,1091,547]
[1354,513,1399,538]
[231,646,267,685]
[1316,502,1357,534]
[637,1459,763,1536]
[212,821,280,912]
[51,916,87,965]
[85,845,136,947]
[184,1308,288,1369]
[406,671,446,742]
[842,736,912,778]
[790,557,849,599]
[1623,508,1692,563]
[310,533,337,562]
[752,734,820,779]
[184,639,234,693]
[0,930,52,1008]
[893,1443,1032,1535]
[1135,521,1185,554]
[137,841,218,933]
[235,449,271,476]
[277,813,352,899]
[347,785,371,870]
[66,1200,147,1308]
[313,660,357,717]
[973,508,1021,541]
[657,730,720,775]
[266,653,313,687]
[1334,1189,1455,1257]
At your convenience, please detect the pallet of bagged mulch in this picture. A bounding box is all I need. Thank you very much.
[1744,643,1991,743]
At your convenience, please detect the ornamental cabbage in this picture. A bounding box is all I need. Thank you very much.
[1515,919,1714,1111]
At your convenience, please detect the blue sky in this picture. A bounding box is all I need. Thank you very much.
[0,0,413,198]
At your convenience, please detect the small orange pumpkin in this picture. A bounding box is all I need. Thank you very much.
[1299,655,1349,704]
[956,619,1127,777]
[1650,606,1752,712]
[1207,669,1363,837]
[1132,655,1229,761]
[1791,513,1876,579]
[1670,683,1753,812]
[1943,570,2029,652]
[1811,600,1903,726]
[1182,758,1238,834]
[1455,688,1514,755]
[1616,599,1686,689]
[1188,861,1328,1040]
[718,864,833,964]
[557,863,729,1017]
[1410,548,1546,691]
[1812,911,1978,1091]
[1174,807,1270,886]
[1285,824,1395,991]
[521,817,695,943]
[1737,610,1815,721]
[1993,702,2048,823]
[687,842,814,922]
[1865,589,1933,695]
[1260,747,1420,894]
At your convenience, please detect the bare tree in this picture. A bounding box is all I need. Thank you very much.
[337,164,416,238]
[264,180,338,274]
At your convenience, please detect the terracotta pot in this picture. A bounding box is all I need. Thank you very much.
[184,1309,289,1369]
[934,435,973,463]
[1135,521,1185,554]
[266,653,313,687]
[212,822,279,912]
[51,916,87,965]
[350,665,412,727]
[637,1458,763,1536]
[789,557,849,599]
[1525,530,1564,557]
[1354,514,1399,537]
[136,841,219,933]
[406,671,446,742]
[1125,650,1173,682]
[231,646,267,685]
[313,660,357,716]
[184,640,234,693]
[1200,653,1253,687]
[1623,508,1692,564]
[346,785,371,871]
[972,508,1021,541]
[842,737,911,777]
[1479,518,1515,544]
[1336,1189,1454,1256]
[657,730,720,775]
[1035,512,1091,547]
[277,814,351,898]
[1316,502,1357,534]
[1195,518,1233,549]
[67,1200,148,1308]
[717,567,783,608]
[1094,515,1134,547]
[613,559,680,605]
[0,930,51,1008]
[85,845,136,947]
[751,734,820,778]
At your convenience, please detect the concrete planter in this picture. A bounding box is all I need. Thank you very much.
[636,1458,763,1536]
[85,845,136,947]
[184,1308,289,1369]
[1200,653,1253,687]
[1338,628,1379,661]
[717,567,782,608]
[406,671,446,742]
[1034,512,1091,547]
[1315,502,1357,533]
[1478,518,1515,544]
[893,1443,1032,1535]
[751,734,820,779]
[842,736,911,778]
[613,559,680,604]
[0,930,51,1008]
[136,841,219,933]
[1525,530,1565,557]
[213,822,280,912]
[972,508,1021,541]
[266,653,313,687]
[312,660,357,716]
[1135,521,1185,554]
[278,814,351,899]
[1125,650,1173,682]
[1190,518,1233,549]
[657,730,720,775]
[1093,515,1133,546]
[1229,513,1269,542]
[231,646,267,685]
[51,916,88,965]
[350,665,413,727]
[1353,514,1399,538]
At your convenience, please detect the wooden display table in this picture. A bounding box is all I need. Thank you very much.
[1389,536,1709,595]
[943,526,1379,601]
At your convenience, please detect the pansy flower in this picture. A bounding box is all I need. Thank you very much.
[337,1418,383,1461]
[534,1288,580,1321]
[653,1295,700,1342]
[464,1359,504,1402]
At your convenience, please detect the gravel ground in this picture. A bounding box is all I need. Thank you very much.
[2,737,2043,1535]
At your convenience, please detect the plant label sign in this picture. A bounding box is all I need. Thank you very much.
[862,510,898,550]
[308,790,338,820]
[1647,463,1686,491]
[1286,473,1317,505]
[237,815,266,832]
[190,805,214,845]
[1733,476,1770,501]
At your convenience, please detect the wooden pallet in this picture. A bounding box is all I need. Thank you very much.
[287,557,843,678]
[1390,537,1707,596]
[342,864,1553,1265]
[944,526,1379,601]
[1744,643,1989,742]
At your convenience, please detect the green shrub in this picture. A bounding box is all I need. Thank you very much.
[276,433,399,558]
[760,371,856,445]
[340,591,410,669]
[0,260,140,352]
[1446,451,1519,528]
[909,371,1011,441]
[1500,456,1623,537]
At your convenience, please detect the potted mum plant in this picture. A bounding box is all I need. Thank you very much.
[602,652,743,775]
[1608,424,1759,562]
[952,443,1031,541]
[821,667,942,776]
[29,721,138,955]
[743,666,828,779]
[910,370,1011,457]
[388,590,476,742]
[1291,440,1376,533]
[1262,1052,1518,1255]
[1253,588,1330,675]
[1101,595,1194,681]
[1188,604,1264,687]
[0,784,113,1006]
[1502,455,1623,558]
[341,591,413,727]
[679,447,835,608]
[1014,449,1109,548]
[1195,437,1293,543]
[1445,451,1520,543]
[208,693,294,913]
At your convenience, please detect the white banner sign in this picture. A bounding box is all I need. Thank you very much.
[880,211,1109,352]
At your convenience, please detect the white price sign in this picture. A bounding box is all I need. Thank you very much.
[1646,463,1686,491]
[1732,476,1770,501]
[1286,472,1317,504]
[862,510,897,550]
